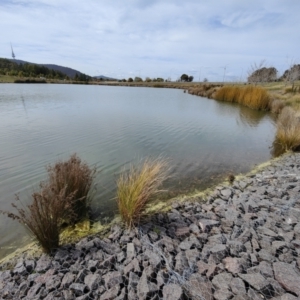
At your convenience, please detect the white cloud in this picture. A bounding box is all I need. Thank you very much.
[0,0,299,80]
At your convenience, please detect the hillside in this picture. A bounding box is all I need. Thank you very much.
[8,59,85,79]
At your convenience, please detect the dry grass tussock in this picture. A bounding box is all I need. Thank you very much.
[214,85,271,110]
[1,184,75,253]
[0,154,96,253]
[270,99,285,114]
[116,158,169,229]
[47,153,96,224]
[276,107,300,151]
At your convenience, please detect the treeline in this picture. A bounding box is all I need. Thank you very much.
[0,58,92,82]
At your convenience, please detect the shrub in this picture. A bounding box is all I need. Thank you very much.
[47,154,96,224]
[275,107,300,151]
[116,158,169,228]
[1,183,75,253]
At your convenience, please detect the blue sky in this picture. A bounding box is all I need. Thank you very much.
[1,0,299,81]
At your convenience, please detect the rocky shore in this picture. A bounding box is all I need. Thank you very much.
[1,153,300,299]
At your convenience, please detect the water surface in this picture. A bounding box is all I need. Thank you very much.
[0,84,275,258]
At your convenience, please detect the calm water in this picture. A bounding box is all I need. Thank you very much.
[0,84,275,258]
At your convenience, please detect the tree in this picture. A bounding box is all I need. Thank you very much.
[188,76,194,82]
[180,74,189,82]
[203,78,208,82]
[134,76,143,82]
[281,64,300,89]
[128,77,133,82]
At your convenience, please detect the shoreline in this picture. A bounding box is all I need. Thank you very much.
[1,152,300,299]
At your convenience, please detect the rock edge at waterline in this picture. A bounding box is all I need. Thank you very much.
[1,153,300,299]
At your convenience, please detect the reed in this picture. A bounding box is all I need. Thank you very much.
[116,158,169,229]
[275,107,300,150]
[214,85,271,110]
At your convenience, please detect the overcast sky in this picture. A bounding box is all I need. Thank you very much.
[1,0,299,81]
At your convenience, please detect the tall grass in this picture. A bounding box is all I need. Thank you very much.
[116,158,169,229]
[1,184,75,253]
[0,154,96,253]
[214,85,271,110]
[47,154,96,224]
[275,107,300,151]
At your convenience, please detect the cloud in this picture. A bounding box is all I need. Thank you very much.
[0,0,299,80]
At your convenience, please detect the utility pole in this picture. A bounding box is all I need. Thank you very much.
[10,43,16,59]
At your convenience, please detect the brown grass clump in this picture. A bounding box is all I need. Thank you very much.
[116,158,169,229]
[275,107,300,151]
[1,184,75,253]
[270,99,285,114]
[47,154,96,224]
[0,154,96,253]
[214,85,271,110]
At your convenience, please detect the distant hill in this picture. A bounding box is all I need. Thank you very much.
[8,59,85,79]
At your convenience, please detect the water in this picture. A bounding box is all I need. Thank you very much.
[0,84,275,258]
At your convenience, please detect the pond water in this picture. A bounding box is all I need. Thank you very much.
[0,84,276,258]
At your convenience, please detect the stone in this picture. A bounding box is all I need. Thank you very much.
[214,289,233,300]
[210,244,228,263]
[199,219,220,233]
[100,285,120,300]
[223,257,243,274]
[197,260,209,275]
[189,223,200,234]
[45,275,61,292]
[258,261,273,278]
[35,254,51,273]
[175,227,190,238]
[144,249,161,268]
[185,249,200,268]
[84,274,101,291]
[273,262,300,296]
[124,258,140,275]
[230,277,246,295]
[212,272,233,290]
[258,249,276,262]
[103,271,123,290]
[126,243,135,260]
[70,283,88,296]
[221,188,232,198]
[175,251,188,274]
[238,273,272,293]
[61,272,75,288]
[186,273,213,300]
[162,284,183,300]
[13,261,27,276]
[137,270,158,300]
[128,271,139,289]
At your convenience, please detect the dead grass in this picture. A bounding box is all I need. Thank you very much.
[116,158,169,229]
[214,85,271,110]
[47,153,96,224]
[275,107,300,151]
[270,99,285,114]
[0,154,96,253]
[1,184,75,253]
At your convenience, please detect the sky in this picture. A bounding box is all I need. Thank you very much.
[1,0,299,81]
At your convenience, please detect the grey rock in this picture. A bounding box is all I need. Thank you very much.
[210,244,228,263]
[45,275,62,292]
[103,271,123,290]
[124,258,140,275]
[239,273,272,293]
[13,261,27,276]
[162,284,183,300]
[230,277,246,295]
[35,254,51,273]
[137,270,158,300]
[185,249,200,268]
[227,241,247,256]
[186,273,213,300]
[214,289,233,300]
[212,272,233,290]
[175,251,188,274]
[61,272,75,288]
[70,283,87,296]
[258,249,276,262]
[126,243,135,260]
[258,261,273,278]
[100,285,120,300]
[128,271,139,289]
[144,249,161,268]
[274,262,300,296]
[199,219,220,233]
[223,257,243,273]
[175,226,190,238]
[247,287,264,300]
[84,274,101,291]
[221,188,232,198]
